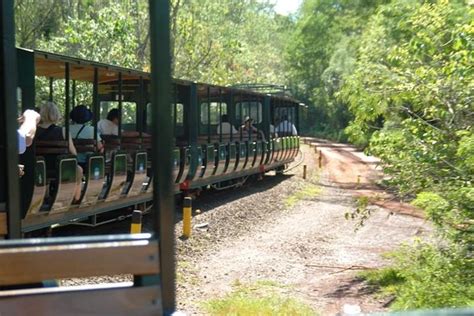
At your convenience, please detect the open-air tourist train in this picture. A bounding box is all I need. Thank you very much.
[14,48,301,234]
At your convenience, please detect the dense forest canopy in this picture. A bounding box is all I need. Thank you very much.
[14,0,291,86]
[14,0,473,310]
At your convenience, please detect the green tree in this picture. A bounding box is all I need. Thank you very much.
[285,0,388,138]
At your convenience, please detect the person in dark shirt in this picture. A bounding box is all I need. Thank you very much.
[37,102,83,202]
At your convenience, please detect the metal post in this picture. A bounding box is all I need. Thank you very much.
[247,98,251,140]
[118,72,123,138]
[182,197,192,238]
[138,76,144,137]
[256,100,260,138]
[130,210,142,234]
[207,87,211,144]
[65,63,70,141]
[295,104,299,133]
[229,90,234,142]
[173,85,177,135]
[239,94,243,140]
[92,68,99,140]
[218,88,222,143]
[72,80,76,108]
[49,77,53,101]
[0,0,21,238]
[149,0,175,313]
[189,83,198,144]
[263,95,270,139]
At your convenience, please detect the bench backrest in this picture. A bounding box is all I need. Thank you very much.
[35,140,69,155]
[73,139,97,153]
[0,234,162,315]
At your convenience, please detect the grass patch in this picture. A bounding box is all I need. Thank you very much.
[204,280,316,315]
[176,260,200,286]
[284,184,321,208]
[358,267,404,297]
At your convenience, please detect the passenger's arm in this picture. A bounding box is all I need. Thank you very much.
[18,109,40,147]
[17,131,26,154]
[67,134,78,156]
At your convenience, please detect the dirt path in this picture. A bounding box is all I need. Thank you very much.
[176,140,431,315]
[311,138,424,218]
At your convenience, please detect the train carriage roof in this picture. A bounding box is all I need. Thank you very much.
[26,48,150,83]
[20,48,301,104]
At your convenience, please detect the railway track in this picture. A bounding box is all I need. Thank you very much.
[50,171,293,238]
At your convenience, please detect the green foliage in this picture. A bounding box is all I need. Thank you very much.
[37,3,140,69]
[339,2,474,309]
[344,196,371,230]
[286,0,387,134]
[412,192,450,226]
[172,0,291,85]
[204,280,316,315]
[15,0,290,87]
[361,241,474,310]
[288,1,474,310]
[341,0,473,243]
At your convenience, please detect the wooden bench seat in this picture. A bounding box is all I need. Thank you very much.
[0,234,162,315]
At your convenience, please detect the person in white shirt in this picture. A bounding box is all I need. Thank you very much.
[216,114,238,135]
[98,108,141,138]
[275,115,297,136]
[98,108,120,136]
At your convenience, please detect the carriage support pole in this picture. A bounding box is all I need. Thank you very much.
[149,0,176,314]
[0,0,21,238]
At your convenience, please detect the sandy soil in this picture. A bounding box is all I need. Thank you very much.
[176,139,431,315]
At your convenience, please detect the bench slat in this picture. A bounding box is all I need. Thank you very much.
[0,239,159,285]
[0,285,161,315]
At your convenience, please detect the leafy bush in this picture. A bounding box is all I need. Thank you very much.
[361,241,474,310]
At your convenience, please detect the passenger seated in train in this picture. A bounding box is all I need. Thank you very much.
[216,114,237,135]
[275,115,297,136]
[98,108,119,136]
[239,116,265,140]
[98,108,140,137]
[70,104,103,168]
[269,123,278,138]
[37,101,83,202]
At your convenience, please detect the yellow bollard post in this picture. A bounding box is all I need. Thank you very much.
[318,150,322,169]
[356,175,361,188]
[303,165,307,180]
[130,210,142,234]
[183,197,192,238]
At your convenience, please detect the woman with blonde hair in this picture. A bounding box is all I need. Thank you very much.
[36,101,83,202]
